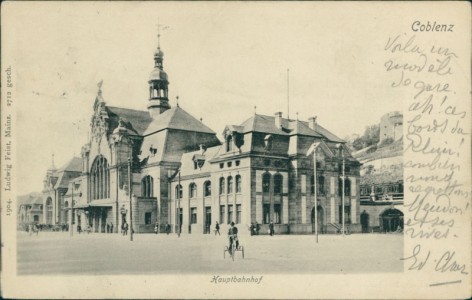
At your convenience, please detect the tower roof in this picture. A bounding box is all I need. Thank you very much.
[149,67,168,82]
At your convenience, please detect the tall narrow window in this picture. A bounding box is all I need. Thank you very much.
[235,175,242,193]
[338,178,351,196]
[226,135,233,152]
[274,174,282,194]
[274,204,281,224]
[227,176,233,194]
[191,208,197,224]
[91,156,110,200]
[318,176,325,195]
[263,204,270,224]
[189,183,197,198]
[204,181,211,197]
[175,184,183,199]
[262,173,271,193]
[236,204,242,224]
[219,177,225,195]
[228,205,234,224]
[219,205,225,224]
[141,175,154,197]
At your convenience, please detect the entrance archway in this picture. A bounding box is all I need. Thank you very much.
[311,206,324,234]
[380,208,403,232]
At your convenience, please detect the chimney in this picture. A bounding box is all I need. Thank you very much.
[274,112,283,129]
[308,116,317,131]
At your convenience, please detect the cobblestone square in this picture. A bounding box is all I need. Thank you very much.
[17,232,403,275]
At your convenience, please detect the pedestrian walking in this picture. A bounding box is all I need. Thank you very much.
[255,221,260,235]
[122,222,129,236]
[77,224,82,234]
[250,223,255,236]
[154,223,159,234]
[106,223,110,233]
[110,222,114,233]
[269,220,274,236]
[165,223,170,235]
[215,221,220,236]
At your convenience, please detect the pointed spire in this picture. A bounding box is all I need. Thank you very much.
[176,95,179,107]
[254,106,257,115]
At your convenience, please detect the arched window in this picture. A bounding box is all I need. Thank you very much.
[262,173,271,193]
[227,176,233,194]
[141,175,154,197]
[310,175,315,194]
[219,177,225,195]
[226,135,233,152]
[274,174,282,194]
[91,156,110,200]
[175,184,182,199]
[189,183,197,198]
[235,175,241,193]
[204,181,211,197]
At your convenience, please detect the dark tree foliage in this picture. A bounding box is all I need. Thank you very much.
[351,124,380,150]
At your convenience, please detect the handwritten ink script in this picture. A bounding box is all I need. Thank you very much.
[383,33,470,278]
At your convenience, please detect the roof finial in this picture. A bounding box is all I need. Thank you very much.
[51,153,56,169]
[176,95,179,107]
[287,68,290,120]
[97,80,103,96]
[254,105,257,115]
[157,18,161,49]
[296,112,299,120]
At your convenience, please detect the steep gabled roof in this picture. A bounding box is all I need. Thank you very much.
[144,106,215,136]
[238,114,344,142]
[54,157,82,189]
[107,106,153,136]
[57,157,82,173]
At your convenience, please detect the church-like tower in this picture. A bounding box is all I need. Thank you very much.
[147,35,170,118]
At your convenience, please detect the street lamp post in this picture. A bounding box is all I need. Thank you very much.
[177,171,181,238]
[307,142,320,243]
[341,147,345,237]
[128,157,134,242]
[70,185,73,238]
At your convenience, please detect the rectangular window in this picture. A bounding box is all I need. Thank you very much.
[145,212,152,225]
[219,205,225,224]
[235,160,240,166]
[274,204,281,224]
[228,205,234,224]
[263,204,270,224]
[227,161,232,167]
[338,205,351,224]
[219,163,224,169]
[236,204,241,224]
[191,208,197,224]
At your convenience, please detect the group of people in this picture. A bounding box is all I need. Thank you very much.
[106,222,114,233]
[76,224,92,234]
[154,223,172,235]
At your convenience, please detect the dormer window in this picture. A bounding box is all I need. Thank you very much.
[149,145,157,157]
[264,135,273,151]
[226,135,233,152]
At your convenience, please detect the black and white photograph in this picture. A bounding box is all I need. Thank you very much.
[1,2,470,299]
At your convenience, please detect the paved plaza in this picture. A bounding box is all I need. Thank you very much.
[17,231,403,275]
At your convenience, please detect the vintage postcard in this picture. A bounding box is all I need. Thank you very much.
[1,1,470,299]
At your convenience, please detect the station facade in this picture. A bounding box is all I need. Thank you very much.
[37,41,362,235]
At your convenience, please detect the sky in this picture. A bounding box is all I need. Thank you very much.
[6,2,406,195]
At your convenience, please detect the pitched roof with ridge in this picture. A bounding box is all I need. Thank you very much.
[106,106,153,136]
[236,114,344,142]
[144,106,216,136]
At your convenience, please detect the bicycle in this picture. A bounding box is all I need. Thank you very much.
[223,235,244,261]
